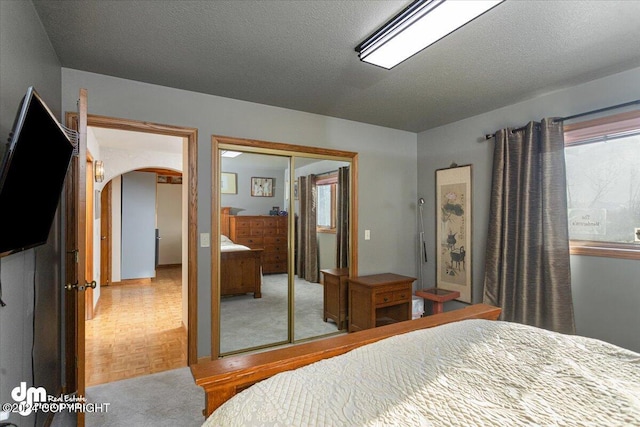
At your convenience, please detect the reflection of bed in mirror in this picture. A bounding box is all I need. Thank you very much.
[220,207,263,298]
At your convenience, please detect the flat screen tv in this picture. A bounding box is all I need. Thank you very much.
[0,87,74,257]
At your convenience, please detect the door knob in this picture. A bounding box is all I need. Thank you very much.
[65,281,97,291]
[101,236,107,240]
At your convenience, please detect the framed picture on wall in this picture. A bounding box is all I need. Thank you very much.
[435,164,472,303]
[221,172,237,194]
[251,177,274,197]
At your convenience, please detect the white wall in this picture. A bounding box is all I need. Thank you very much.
[418,66,640,353]
[99,146,182,282]
[111,175,122,282]
[121,171,157,280]
[220,164,287,216]
[95,146,182,192]
[62,68,418,357]
[87,127,101,309]
[0,2,63,426]
[157,183,182,265]
[182,139,189,331]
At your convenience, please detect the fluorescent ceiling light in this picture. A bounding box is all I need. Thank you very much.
[356,0,504,69]
[221,150,242,158]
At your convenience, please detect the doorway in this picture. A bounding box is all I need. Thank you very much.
[65,113,198,389]
[86,166,184,385]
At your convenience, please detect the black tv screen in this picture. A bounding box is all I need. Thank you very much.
[0,87,74,257]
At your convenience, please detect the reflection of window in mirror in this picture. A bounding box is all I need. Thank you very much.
[316,172,337,233]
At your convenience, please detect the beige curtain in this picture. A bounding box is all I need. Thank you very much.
[336,166,349,269]
[297,175,319,282]
[483,118,575,334]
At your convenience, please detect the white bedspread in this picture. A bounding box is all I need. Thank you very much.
[220,241,251,252]
[203,319,640,426]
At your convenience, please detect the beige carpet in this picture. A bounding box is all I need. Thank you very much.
[220,274,342,354]
[51,367,204,427]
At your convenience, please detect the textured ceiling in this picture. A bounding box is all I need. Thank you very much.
[33,0,640,133]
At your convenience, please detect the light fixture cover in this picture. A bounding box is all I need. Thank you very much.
[94,160,104,182]
[356,0,504,69]
[221,150,242,158]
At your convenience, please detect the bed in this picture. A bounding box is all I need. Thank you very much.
[219,207,263,298]
[191,304,640,426]
[220,235,263,298]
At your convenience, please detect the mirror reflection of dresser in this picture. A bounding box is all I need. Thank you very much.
[229,215,288,274]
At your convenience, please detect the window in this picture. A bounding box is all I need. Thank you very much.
[316,173,337,233]
[564,110,640,259]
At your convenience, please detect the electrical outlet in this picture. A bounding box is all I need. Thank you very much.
[200,233,210,247]
[365,230,371,240]
[635,227,640,242]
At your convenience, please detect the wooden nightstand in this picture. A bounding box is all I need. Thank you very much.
[348,273,415,332]
[415,288,460,315]
[321,268,350,330]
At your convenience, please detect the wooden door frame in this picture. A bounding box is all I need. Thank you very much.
[85,154,94,320]
[65,113,199,367]
[100,181,112,287]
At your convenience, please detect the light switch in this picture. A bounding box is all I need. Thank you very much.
[200,233,210,247]
[365,229,371,240]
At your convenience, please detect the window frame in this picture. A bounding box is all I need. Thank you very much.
[316,173,338,234]
[564,109,640,260]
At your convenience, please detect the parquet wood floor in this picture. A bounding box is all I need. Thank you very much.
[85,266,187,386]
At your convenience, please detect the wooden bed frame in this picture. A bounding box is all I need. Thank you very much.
[220,207,262,298]
[220,249,263,298]
[191,303,501,417]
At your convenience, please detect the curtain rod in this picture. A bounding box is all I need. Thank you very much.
[484,98,640,140]
[315,168,344,177]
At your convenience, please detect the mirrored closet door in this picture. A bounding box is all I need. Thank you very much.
[212,136,358,357]
[293,157,351,341]
[218,151,290,355]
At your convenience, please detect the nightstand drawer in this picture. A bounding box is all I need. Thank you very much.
[348,273,416,332]
[375,292,394,305]
[393,290,410,302]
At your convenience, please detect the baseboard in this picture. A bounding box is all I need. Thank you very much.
[43,386,66,427]
[198,356,213,364]
[157,263,182,269]
[93,294,101,313]
[110,277,152,285]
